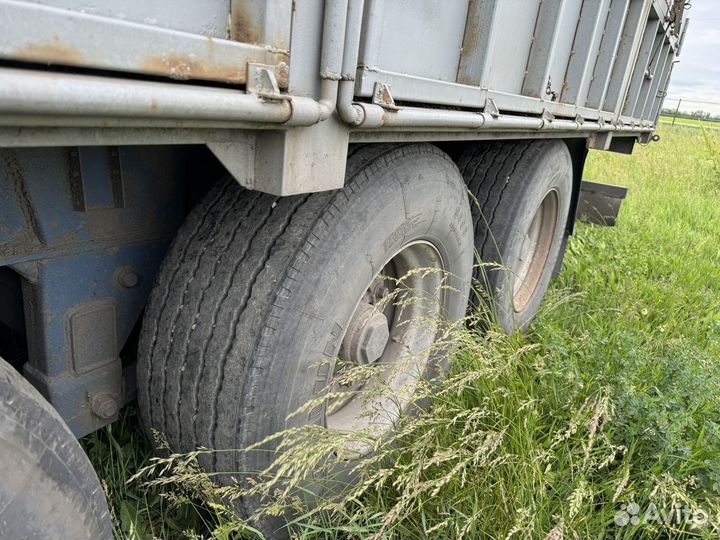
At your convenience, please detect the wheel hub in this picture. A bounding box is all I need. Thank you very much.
[341,301,390,365]
[513,189,559,312]
[326,241,446,443]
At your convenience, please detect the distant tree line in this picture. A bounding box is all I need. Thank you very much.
[660,107,720,123]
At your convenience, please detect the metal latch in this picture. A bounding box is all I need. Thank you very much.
[247,63,291,101]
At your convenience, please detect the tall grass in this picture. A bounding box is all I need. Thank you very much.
[88,125,720,539]
[701,127,720,185]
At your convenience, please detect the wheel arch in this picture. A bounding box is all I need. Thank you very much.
[562,138,590,237]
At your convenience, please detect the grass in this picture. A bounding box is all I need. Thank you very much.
[659,115,720,129]
[86,124,720,539]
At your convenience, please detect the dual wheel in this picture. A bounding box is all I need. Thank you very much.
[137,140,573,533]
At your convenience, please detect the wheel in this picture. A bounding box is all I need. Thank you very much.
[137,143,473,535]
[459,140,573,332]
[0,357,113,540]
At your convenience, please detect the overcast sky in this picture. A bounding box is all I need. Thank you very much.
[666,1,720,114]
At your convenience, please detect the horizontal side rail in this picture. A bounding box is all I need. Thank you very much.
[0,0,289,86]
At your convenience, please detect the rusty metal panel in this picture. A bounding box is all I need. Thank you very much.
[0,0,686,140]
[230,0,292,50]
[456,0,498,86]
[0,0,289,85]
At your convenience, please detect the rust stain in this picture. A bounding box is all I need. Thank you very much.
[1,149,44,245]
[150,99,159,113]
[230,4,260,44]
[140,53,246,84]
[15,38,84,65]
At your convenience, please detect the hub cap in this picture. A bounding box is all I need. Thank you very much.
[513,189,558,312]
[325,241,445,442]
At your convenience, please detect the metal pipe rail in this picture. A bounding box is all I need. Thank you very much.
[0,67,653,136]
[0,0,657,139]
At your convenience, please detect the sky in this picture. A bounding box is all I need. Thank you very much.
[665,1,720,115]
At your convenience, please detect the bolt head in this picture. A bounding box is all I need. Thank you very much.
[342,302,390,365]
[90,393,118,420]
[358,313,390,364]
[116,267,139,288]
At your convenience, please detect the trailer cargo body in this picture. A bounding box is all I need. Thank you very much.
[0,1,688,537]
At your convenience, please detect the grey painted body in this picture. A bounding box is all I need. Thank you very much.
[0,1,686,165]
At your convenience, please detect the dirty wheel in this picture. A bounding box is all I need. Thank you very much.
[326,240,446,440]
[137,143,473,537]
[459,140,572,332]
[0,357,113,540]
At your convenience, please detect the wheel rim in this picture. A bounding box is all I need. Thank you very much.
[325,241,446,442]
[513,189,558,312]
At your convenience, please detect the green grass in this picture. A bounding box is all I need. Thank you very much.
[87,124,720,539]
[659,115,720,129]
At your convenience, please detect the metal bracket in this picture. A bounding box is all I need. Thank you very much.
[574,113,585,125]
[247,63,291,101]
[587,132,613,151]
[372,82,398,110]
[542,109,555,123]
[485,98,500,118]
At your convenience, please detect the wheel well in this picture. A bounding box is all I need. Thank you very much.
[562,138,589,235]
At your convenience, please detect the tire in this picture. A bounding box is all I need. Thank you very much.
[459,140,573,333]
[0,357,113,540]
[137,143,474,535]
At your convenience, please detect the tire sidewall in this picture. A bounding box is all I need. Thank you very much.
[237,146,473,486]
[493,142,572,331]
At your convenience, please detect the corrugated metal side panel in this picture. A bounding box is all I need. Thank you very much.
[602,0,649,113]
[355,0,681,125]
[357,0,469,82]
[649,47,675,121]
[636,41,671,118]
[543,0,584,98]
[623,19,662,116]
[585,0,631,109]
[474,0,540,94]
[456,0,498,86]
[560,0,612,106]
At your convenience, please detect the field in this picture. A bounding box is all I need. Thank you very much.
[84,124,720,539]
[659,115,720,130]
